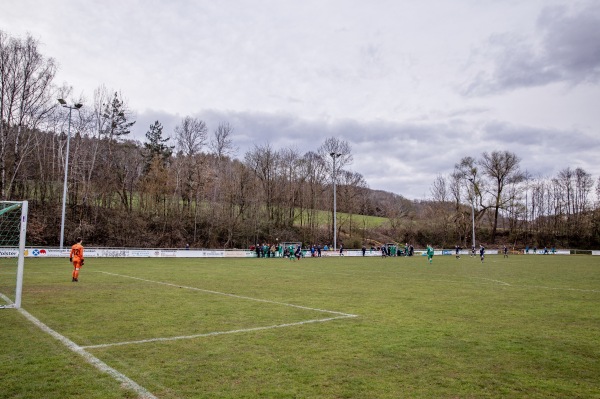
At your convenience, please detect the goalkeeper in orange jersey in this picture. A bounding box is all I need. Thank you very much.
[70,237,84,282]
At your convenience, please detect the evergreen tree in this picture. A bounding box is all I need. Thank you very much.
[144,120,173,171]
[101,91,135,140]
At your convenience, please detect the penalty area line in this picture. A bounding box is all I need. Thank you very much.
[95,270,358,318]
[86,270,358,349]
[82,314,356,349]
[469,277,511,286]
[519,285,600,293]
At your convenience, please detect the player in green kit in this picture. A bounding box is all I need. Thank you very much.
[426,244,434,264]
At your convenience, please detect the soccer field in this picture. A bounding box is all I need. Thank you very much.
[1,255,599,398]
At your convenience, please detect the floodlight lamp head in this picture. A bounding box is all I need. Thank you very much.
[75,103,83,109]
[57,98,66,105]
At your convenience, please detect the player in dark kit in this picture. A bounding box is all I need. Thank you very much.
[479,245,485,263]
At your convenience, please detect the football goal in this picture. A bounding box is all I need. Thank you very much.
[281,242,302,258]
[0,201,28,309]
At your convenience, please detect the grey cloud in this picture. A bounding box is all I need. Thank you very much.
[480,121,600,151]
[132,109,183,143]
[462,34,561,96]
[477,120,600,181]
[132,109,470,197]
[538,3,600,83]
[131,109,599,199]
[462,2,600,96]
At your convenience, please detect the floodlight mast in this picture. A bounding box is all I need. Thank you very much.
[57,99,83,250]
[330,152,341,252]
[468,177,476,249]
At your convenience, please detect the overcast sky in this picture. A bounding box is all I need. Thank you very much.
[3,0,600,199]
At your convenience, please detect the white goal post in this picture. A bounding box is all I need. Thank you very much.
[0,201,28,309]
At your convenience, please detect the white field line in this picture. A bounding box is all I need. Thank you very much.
[519,285,600,293]
[96,271,358,317]
[376,277,510,287]
[87,271,358,349]
[0,293,156,399]
[82,315,352,349]
[469,277,511,286]
[0,292,14,308]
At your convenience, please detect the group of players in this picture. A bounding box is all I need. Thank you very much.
[424,244,512,264]
[450,244,491,263]
[66,238,515,283]
[380,243,496,264]
[374,243,507,264]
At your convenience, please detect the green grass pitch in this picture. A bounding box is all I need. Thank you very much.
[1,254,599,398]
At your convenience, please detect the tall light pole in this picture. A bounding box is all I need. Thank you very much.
[58,99,83,249]
[468,177,476,249]
[330,152,341,252]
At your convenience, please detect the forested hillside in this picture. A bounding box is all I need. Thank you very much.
[3,30,600,249]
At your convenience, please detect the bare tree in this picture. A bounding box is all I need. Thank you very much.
[430,175,448,202]
[337,170,368,240]
[278,147,302,227]
[175,116,207,157]
[574,167,593,216]
[0,31,57,199]
[78,85,110,206]
[244,143,280,225]
[203,121,238,234]
[454,156,486,240]
[299,151,327,236]
[479,150,525,243]
[553,167,594,240]
[428,175,454,247]
[317,137,353,176]
[449,171,470,245]
[455,156,484,208]
[209,121,236,159]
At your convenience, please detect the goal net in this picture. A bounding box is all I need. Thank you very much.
[281,242,302,257]
[0,201,28,309]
